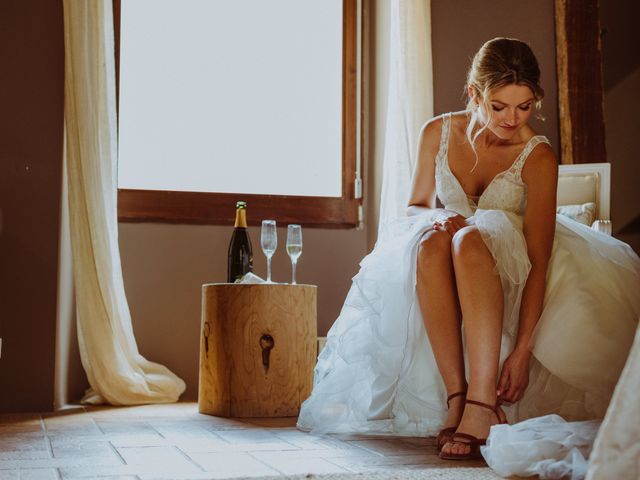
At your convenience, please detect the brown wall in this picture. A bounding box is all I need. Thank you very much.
[119,0,561,402]
[0,0,564,408]
[0,0,65,411]
[431,0,559,156]
[600,0,640,253]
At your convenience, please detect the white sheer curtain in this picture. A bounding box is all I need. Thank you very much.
[378,0,433,233]
[63,0,185,404]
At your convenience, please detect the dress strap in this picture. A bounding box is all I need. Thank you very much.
[437,113,452,162]
[511,135,551,178]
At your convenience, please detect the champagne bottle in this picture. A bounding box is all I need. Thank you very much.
[227,201,253,283]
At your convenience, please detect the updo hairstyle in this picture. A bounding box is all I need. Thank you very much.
[465,38,544,165]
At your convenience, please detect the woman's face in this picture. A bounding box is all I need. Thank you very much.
[475,84,535,140]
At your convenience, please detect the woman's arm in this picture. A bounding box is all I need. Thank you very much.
[406,117,466,231]
[407,117,441,216]
[516,144,558,353]
[497,143,558,402]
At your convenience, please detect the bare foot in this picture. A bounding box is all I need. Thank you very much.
[440,401,505,456]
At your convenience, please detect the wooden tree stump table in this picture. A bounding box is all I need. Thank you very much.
[198,283,317,418]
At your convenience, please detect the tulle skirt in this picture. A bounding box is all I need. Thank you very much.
[481,414,600,479]
[296,210,640,436]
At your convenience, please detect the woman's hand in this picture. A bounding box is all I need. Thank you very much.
[432,210,467,235]
[496,348,531,404]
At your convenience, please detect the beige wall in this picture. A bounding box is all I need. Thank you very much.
[0,0,65,412]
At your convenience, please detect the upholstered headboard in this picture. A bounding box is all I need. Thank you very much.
[557,162,611,234]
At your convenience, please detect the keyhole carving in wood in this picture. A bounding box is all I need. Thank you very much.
[260,334,275,374]
[203,321,211,356]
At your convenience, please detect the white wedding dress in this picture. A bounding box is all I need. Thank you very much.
[297,113,640,438]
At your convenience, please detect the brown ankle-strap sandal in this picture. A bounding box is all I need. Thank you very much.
[436,390,466,453]
[438,398,508,460]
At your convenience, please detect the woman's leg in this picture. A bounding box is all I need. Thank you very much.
[416,230,467,431]
[442,226,504,456]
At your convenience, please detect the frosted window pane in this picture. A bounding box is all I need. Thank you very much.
[118,0,343,197]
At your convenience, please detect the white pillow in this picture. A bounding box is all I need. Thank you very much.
[557,202,597,226]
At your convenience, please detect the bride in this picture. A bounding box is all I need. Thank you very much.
[296,38,640,461]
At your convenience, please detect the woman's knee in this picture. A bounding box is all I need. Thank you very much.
[451,226,488,261]
[417,230,452,269]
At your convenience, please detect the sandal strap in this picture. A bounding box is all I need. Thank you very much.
[436,427,456,448]
[450,432,487,446]
[466,398,506,423]
[465,398,498,413]
[446,390,467,408]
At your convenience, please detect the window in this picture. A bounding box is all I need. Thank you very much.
[114,0,361,227]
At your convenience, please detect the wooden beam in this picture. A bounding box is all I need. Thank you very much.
[555,0,606,164]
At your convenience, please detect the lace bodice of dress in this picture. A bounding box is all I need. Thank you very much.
[435,113,550,218]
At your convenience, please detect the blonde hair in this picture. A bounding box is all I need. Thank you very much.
[465,38,544,170]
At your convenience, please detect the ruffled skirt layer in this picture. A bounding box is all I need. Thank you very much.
[296,211,640,436]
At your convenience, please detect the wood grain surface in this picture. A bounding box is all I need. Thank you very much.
[198,284,317,417]
[555,0,607,164]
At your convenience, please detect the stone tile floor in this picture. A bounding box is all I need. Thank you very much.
[0,402,501,479]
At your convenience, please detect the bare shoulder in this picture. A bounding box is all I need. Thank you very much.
[419,111,466,148]
[449,110,470,127]
[419,115,444,143]
[410,115,449,207]
[522,141,558,186]
[416,114,446,160]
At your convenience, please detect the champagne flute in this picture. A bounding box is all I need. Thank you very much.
[286,224,303,285]
[261,220,277,283]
